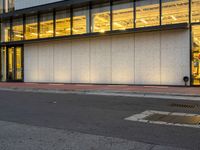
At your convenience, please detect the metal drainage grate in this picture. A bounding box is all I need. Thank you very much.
[145,114,200,125]
[170,103,198,109]
[125,110,200,128]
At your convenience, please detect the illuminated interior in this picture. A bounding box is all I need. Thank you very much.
[136,0,160,28]
[192,25,200,85]
[112,1,133,30]
[1,21,10,42]
[162,0,189,25]
[12,18,23,41]
[91,4,110,33]
[8,47,14,80]
[1,47,6,81]
[25,15,38,40]
[56,10,71,36]
[192,0,200,23]
[39,13,54,38]
[15,47,22,80]
[73,8,89,35]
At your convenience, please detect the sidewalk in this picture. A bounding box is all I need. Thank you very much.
[0,82,199,98]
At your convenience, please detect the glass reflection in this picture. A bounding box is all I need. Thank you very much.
[25,15,38,40]
[112,0,134,30]
[39,12,53,38]
[73,7,89,35]
[192,25,200,85]
[91,3,110,33]
[162,0,189,25]
[56,10,71,36]
[192,0,200,23]
[136,0,160,28]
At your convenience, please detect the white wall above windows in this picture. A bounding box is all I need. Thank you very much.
[15,0,63,10]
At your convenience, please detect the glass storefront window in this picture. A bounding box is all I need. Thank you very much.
[15,47,22,80]
[39,12,53,38]
[192,25,200,85]
[136,0,160,28]
[1,47,6,81]
[192,0,200,23]
[0,0,3,14]
[4,0,14,13]
[91,3,110,33]
[25,15,38,40]
[72,7,89,35]
[1,20,10,42]
[56,10,71,37]
[162,0,189,25]
[12,18,23,41]
[112,0,133,30]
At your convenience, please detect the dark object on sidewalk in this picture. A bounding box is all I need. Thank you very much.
[183,76,189,86]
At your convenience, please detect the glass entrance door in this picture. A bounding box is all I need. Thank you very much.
[7,47,14,81]
[6,45,23,81]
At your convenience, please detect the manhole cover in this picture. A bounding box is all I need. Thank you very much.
[125,110,200,128]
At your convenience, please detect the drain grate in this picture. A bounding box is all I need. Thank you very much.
[145,114,200,125]
[170,103,198,109]
[125,110,200,128]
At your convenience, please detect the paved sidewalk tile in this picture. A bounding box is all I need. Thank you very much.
[0,82,199,97]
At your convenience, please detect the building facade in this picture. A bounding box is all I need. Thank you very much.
[0,0,199,86]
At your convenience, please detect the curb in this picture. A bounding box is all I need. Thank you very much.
[0,87,200,101]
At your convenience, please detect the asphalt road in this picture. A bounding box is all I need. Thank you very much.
[0,90,200,150]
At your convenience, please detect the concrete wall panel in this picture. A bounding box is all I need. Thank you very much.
[24,44,38,82]
[111,35,134,84]
[38,42,54,82]
[53,40,72,83]
[71,39,90,83]
[135,32,161,85]
[90,37,112,83]
[24,29,190,85]
[161,30,190,85]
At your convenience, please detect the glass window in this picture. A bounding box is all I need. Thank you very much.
[136,0,160,28]
[56,10,71,37]
[15,47,22,80]
[192,25,200,85]
[112,0,134,30]
[12,18,24,41]
[0,0,3,14]
[73,7,89,35]
[162,0,189,25]
[91,3,110,33]
[1,47,6,81]
[39,12,53,38]
[192,0,200,23]
[1,20,11,42]
[25,15,38,40]
[4,0,14,13]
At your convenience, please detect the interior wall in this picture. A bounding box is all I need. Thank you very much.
[24,29,190,85]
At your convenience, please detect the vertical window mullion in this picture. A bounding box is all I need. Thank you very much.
[189,0,191,23]
[23,14,25,40]
[110,0,113,31]
[70,6,73,35]
[37,12,40,39]
[133,0,136,28]
[10,16,12,41]
[160,0,162,25]
[53,9,56,37]
[89,2,92,33]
